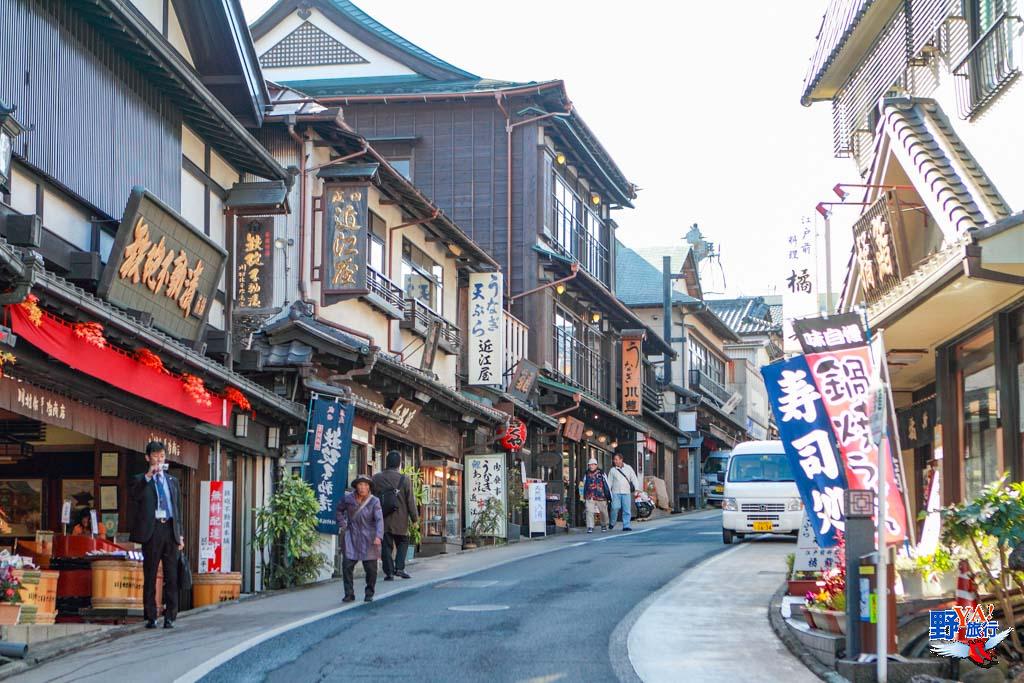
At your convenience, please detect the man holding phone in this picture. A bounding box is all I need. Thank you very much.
[130,441,184,629]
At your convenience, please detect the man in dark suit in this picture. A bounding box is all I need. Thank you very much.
[130,441,184,629]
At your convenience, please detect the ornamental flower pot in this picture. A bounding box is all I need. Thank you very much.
[787,579,818,596]
[0,603,21,625]
[805,606,845,635]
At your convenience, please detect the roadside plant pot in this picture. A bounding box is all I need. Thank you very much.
[898,568,958,600]
[0,603,21,625]
[804,606,846,635]
[554,518,568,528]
[787,579,818,597]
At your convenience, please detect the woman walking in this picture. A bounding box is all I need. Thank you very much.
[336,474,384,603]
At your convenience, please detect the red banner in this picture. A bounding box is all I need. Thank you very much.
[10,304,228,426]
[805,346,908,544]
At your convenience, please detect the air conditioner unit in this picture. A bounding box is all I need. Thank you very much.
[722,392,742,415]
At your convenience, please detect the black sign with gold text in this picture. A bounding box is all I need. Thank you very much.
[322,183,369,302]
[235,217,274,310]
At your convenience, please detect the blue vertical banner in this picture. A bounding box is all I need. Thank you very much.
[305,397,355,534]
[762,356,847,547]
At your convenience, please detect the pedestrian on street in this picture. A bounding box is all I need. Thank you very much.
[336,474,384,603]
[580,458,611,533]
[607,452,641,531]
[129,441,184,629]
[372,450,419,581]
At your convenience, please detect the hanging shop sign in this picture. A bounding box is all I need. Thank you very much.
[98,187,226,342]
[528,481,546,536]
[234,217,274,310]
[387,398,420,433]
[792,312,867,354]
[781,217,818,355]
[465,454,507,539]
[467,272,503,386]
[762,355,847,547]
[621,331,645,416]
[499,418,526,452]
[305,397,355,534]
[562,416,584,442]
[506,359,540,402]
[322,183,369,300]
[199,481,233,573]
[897,398,936,450]
[853,193,903,305]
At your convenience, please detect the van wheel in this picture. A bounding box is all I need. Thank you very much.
[736,533,746,542]
[722,528,734,545]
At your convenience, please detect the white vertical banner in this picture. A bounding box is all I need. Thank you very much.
[465,454,507,538]
[528,482,547,536]
[468,272,504,385]
[199,481,233,573]
[782,217,818,354]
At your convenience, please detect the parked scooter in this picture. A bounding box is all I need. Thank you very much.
[633,488,654,519]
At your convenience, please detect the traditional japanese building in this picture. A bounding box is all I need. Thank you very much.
[249,0,667,529]
[0,0,307,598]
[801,0,1024,524]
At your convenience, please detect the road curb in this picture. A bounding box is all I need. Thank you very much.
[767,582,850,683]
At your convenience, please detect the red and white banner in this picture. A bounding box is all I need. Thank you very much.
[199,481,233,573]
[804,345,908,544]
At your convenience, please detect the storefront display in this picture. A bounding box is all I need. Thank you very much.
[420,459,462,555]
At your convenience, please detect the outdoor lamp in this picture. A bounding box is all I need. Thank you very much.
[597,435,607,444]
[274,237,294,304]
[234,412,249,438]
[555,152,566,165]
[590,193,601,206]
[0,101,24,194]
[590,312,602,324]
[585,429,594,438]
[558,416,567,424]
[832,183,849,201]
[610,440,618,449]
[555,283,566,295]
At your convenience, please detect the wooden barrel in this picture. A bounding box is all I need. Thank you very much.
[13,569,39,624]
[33,570,59,624]
[192,572,242,608]
[91,561,143,610]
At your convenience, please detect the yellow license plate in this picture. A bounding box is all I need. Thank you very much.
[713,486,723,494]
[752,521,773,532]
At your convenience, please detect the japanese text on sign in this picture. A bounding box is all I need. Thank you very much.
[621,332,644,416]
[305,398,355,534]
[468,272,504,386]
[781,216,818,355]
[322,184,368,297]
[119,217,208,319]
[235,220,273,309]
[199,481,233,573]
[466,454,507,538]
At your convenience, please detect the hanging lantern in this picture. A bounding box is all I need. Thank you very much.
[499,418,527,452]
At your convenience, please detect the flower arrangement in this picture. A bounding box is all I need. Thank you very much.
[19,294,42,327]
[0,351,15,379]
[181,374,212,407]
[224,387,251,412]
[805,530,846,611]
[135,348,167,374]
[0,566,22,604]
[73,322,107,349]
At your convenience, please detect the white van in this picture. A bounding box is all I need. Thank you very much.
[720,440,803,544]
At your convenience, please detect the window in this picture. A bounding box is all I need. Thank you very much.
[584,207,608,283]
[957,327,1000,500]
[368,211,386,274]
[552,174,579,257]
[387,158,412,181]
[727,453,794,483]
[689,340,726,386]
[554,309,577,380]
[401,239,443,312]
[956,0,1019,117]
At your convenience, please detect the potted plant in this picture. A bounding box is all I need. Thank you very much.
[506,466,525,542]
[553,505,569,529]
[0,566,23,625]
[803,532,846,635]
[401,465,425,563]
[465,497,504,549]
[253,475,327,589]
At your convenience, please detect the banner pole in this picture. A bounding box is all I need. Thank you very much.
[300,393,317,482]
[873,332,889,683]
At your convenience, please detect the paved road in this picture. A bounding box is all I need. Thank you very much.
[202,511,727,683]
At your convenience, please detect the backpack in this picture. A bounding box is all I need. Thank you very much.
[380,475,405,518]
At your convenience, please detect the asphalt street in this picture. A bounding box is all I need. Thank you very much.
[201,511,729,683]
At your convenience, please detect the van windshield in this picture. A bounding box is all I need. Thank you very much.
[727,453,794,483]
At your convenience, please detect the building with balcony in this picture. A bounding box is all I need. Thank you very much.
[615,241,746,509]
[249,0,670,529]
[801,0,1024,521]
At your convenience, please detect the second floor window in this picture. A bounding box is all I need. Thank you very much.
[401,239,443,313]
[369,211,386,274]
[690,340,726,386]
[552,174,578,257]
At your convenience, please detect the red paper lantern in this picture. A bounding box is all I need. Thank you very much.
[500,418,527,452]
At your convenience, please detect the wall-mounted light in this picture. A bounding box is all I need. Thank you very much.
[590,312,602,324]
[234,413,249,438]
[274,236,295,305]
[555,283,566,295]
[597,435,607,444]
[267,426,281,449]
[555,152,566,165]
[590,193,601,206]
[610,440,618,449]
[585,429,594,438]
[558,416,567,424]
[447,243,463,257]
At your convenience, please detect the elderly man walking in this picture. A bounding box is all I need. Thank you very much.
[608,452,641,531]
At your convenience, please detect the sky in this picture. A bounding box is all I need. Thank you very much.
[241,0,856,299]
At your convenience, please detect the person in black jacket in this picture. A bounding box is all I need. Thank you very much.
[129,441,184,629]
[371,451,419,580]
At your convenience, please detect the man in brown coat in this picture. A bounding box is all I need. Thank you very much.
[371,451,419,580]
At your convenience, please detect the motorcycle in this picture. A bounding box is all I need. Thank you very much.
[633,488,654,520]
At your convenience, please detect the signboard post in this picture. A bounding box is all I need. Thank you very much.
[468,272,503,386]
[322,184,369,303]
[234,217,274,310]
[304,397,355,534]
[465,454,507,539]
[528,482,546,537]
[199,481,234,573]
[621,331,645,416]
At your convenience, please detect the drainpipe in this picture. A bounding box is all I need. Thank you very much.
[286,121,313,313]
[331,348,378,383]
[963,242,1024,285]
[548,393,582,419]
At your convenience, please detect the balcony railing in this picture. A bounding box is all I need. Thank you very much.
[689,367,732,407]
[504,311,529,380]
[364,266,405,319]
[553,326,609,401]
[954,13,1022,119]
[642,359,663,412]
[401,298,460,354]
[551,196,610,285]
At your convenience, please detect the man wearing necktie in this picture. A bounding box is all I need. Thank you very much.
[130,441,185,629]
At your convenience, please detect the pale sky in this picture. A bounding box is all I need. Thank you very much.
[241,0,856,299]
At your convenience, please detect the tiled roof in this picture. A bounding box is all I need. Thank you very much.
[769,304,784,326]
[800,0,876,104]
[279,75,535,97]
[631,245,692,277]
[326,0,477,80]
[706,297,780,336]
[880,98,1011,232]
[614,242,698,307]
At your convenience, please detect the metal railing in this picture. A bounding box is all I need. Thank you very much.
[553,327,609,400]
[954,13,1022,118]
[365,265,404,315]
[504,311,529,380]
[401,298,461,352]
[551,195,610,285]
[689,367,731,406]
